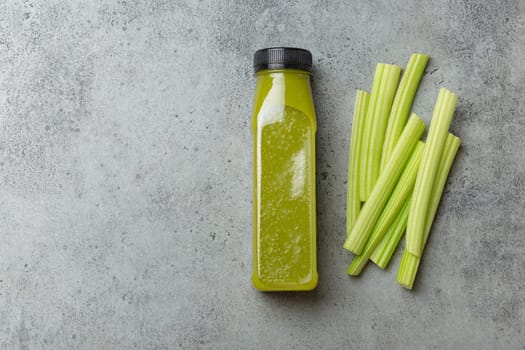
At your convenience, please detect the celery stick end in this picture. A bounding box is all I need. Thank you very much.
[343,237,364,255]
[371,258,387,270]
[346,266,360,276]
[346,258,366,276]
[397,278,414,290]
[396,250,421,290]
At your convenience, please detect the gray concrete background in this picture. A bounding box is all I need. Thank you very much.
[0,0,524,349]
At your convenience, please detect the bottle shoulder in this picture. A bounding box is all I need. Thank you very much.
[251,75,316,134]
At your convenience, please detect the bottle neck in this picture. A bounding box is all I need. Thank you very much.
[255,68,312,78]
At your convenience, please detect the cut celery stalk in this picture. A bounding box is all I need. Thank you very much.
[343,114,425,255]
[364,64,402,198]
[370,196,410,269]
[397,133,460,289]
[380,54,429,171]
[406,88,457,257]
[422,134,461,246]
[347,142,423,276]
[360,64,385,202]
[349,197,412,275]
[346,90,370,236]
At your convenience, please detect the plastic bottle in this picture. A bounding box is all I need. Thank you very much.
[251,47,318,291]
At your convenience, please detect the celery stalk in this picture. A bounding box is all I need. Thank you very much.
[360,64,385,201]
[343,114,425,255]
[397,133,461,289]
[347,142,423,276]
[380,54,429,171]
[364,64,402,198]
[422,134,461,246]
[370,196,410,269]
[346,90,370,235]
[348,197,411,275]
[406,88,457,257]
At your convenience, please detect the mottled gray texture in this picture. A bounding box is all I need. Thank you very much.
[0,0,523,349]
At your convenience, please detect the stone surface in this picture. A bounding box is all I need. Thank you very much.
[0,1,524,349]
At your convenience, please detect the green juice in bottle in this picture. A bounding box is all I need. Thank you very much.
[251,48,318,291]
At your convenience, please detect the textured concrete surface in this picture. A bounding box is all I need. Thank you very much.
[0,0,524,349]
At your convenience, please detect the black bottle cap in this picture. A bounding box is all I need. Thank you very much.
[253,47,313,73]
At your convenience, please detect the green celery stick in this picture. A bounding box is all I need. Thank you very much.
[364,64,402,198]
[347,143,423,276]
[380,54,429,171]
[349,197,412,275]
[360,64,385,201]
[369,196,410,269]
[346,90,370,236]
[343,114,425,255]
[397,133,461,289]
[406,88,457,257]
[422,134,461,246]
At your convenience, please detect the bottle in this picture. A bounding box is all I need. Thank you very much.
[251,47,318,291]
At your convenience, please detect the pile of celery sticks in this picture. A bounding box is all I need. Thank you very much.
[344,53,460,289]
